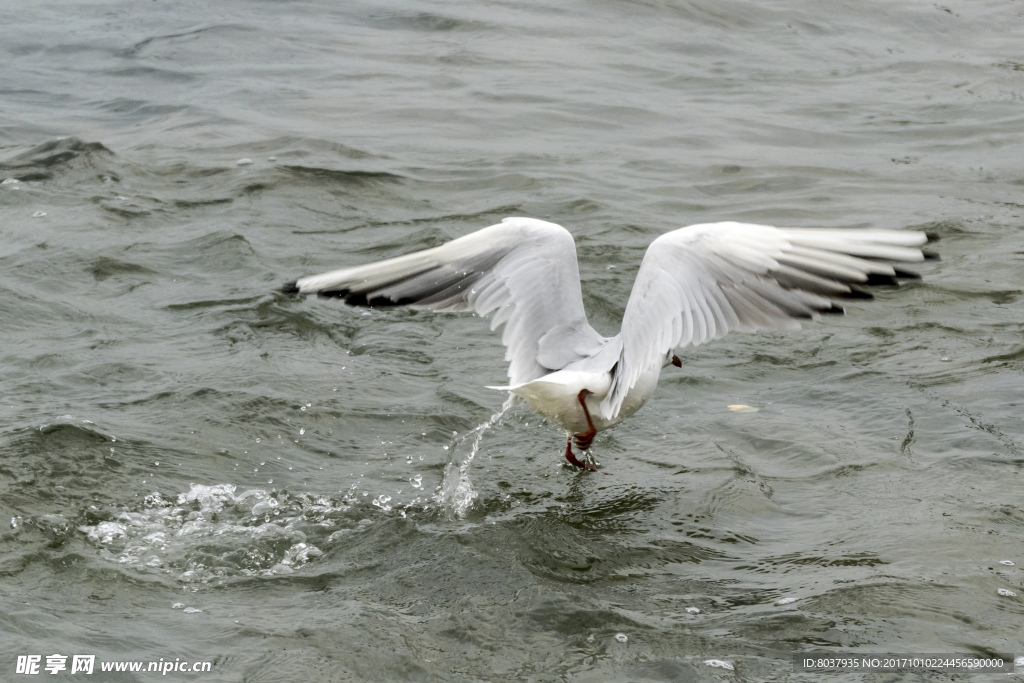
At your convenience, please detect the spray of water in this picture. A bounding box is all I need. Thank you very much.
[433,395,516,517]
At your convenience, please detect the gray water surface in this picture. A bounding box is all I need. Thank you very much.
[2,0,1023,680]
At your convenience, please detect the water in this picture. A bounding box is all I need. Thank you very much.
[2,0,1023,680]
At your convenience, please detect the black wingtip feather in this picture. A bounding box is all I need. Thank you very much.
[315,289,349,299]
[925,231,940,242]
[330,290,361,303]
[320,290,414,307]
[281,281,300,294]
[892,267,922,280]
[865,272,900,287]
[820,303,845,315]
[840,287,875,300]
[922,249,941,261]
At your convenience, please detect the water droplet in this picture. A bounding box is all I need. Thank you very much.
[172,603,185,609]
[183,607,203,613]
[1000,560,1014,566]
[299,428,305,435]
[775,597,797,605]
[267,156,277,162]
[941,356,950,362]
[997,588,1016,597]
[614,633,628,643]
[236,158,254,166]
[32,211,47,218]
[410,475,423,489]
[685,606,701,614]
[251,498,279,515]
[2,178,19,185]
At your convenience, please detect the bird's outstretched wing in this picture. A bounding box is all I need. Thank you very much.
[288,217,605,385]
[602,221,936,419]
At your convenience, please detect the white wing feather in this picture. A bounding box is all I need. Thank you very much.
[293,217,603,385]
[601,222,930,419]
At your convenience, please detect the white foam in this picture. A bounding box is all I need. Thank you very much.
[74,484,360,588]
[87,521,127,544]
[704,659,734,670]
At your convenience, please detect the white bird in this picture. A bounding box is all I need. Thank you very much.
[285,218,937,470]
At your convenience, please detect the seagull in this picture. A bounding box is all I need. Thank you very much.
[284,218,937,470]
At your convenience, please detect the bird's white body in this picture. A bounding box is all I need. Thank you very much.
[490,359,665,434]
[289,217,935,463]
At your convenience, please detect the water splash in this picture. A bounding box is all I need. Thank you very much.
[433,395,515,518]
[73,484,356,588]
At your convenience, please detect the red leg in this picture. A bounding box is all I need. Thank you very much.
[561,390,600,471]
[564,436,597,471]
[572,389,597,451]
